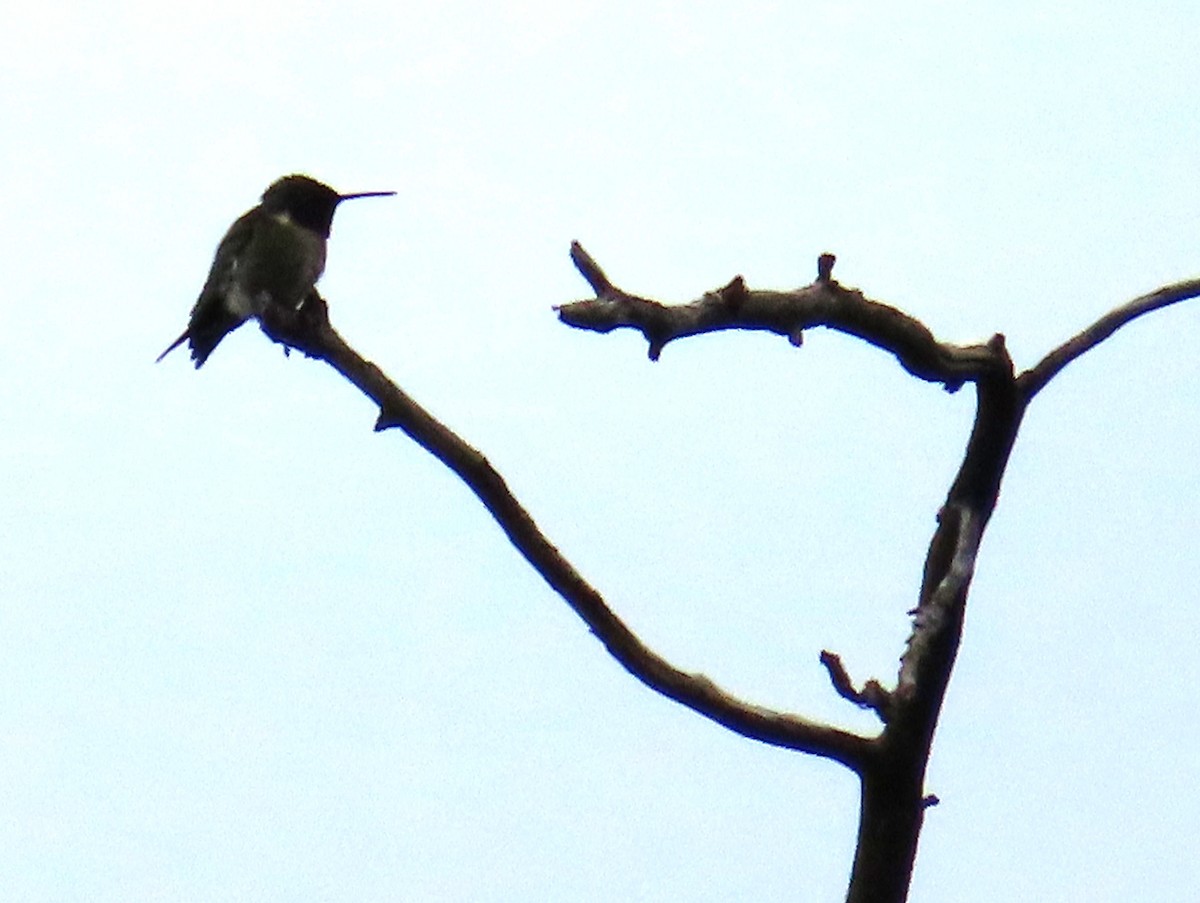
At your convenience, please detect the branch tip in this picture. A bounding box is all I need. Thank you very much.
[819,651,891,721]
[720,275,748,311]
[1019,277,1200,398]
[570,241,615,296]
[817,253,837,283]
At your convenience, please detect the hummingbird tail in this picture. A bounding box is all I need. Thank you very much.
[156,330,189,364]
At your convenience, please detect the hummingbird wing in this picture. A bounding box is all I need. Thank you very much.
[157,208,258,368]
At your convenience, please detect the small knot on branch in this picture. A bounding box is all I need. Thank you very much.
[983,333,1015,380]
[719,275,748,312]
[647,335,666,361]
[374,408,402,432]
[817,253,837,284]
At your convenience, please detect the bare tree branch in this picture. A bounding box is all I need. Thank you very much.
[257,293,870,769]
[1018,277,1200,399]
[555,249,1037,903]
[249,257,1196,903]
[558,243,1009,390]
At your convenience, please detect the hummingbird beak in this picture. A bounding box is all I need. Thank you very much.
[337,190,397,202]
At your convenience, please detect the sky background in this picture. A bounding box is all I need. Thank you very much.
[2,2,1198,901]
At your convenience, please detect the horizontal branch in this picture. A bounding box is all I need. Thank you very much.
[258,293,870,768]
[1018,277,1200,399]
[558,243,1009,391]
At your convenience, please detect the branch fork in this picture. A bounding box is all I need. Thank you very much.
[224,241,1200,903]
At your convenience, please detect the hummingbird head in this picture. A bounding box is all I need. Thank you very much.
[260,174,395,237]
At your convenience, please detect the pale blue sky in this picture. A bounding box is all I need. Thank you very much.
[1,3,1197,900]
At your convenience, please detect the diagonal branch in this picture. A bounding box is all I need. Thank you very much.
[558,243,1009,391]
[257,293,871,769]
[1018,277,1200,400]
[820,650,892,722]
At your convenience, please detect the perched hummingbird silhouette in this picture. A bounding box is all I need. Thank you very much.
[157,174,395,367]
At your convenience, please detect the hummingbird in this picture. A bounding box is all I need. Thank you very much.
[157,174,395,367]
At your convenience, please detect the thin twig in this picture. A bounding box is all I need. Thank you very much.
[1019,278,1200,399]
[820,651,892,721]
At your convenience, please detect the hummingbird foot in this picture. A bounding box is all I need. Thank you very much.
[257,290,332,360]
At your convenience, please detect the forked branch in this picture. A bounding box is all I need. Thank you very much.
[251,253,1196,903]
[559,242,1010,391]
